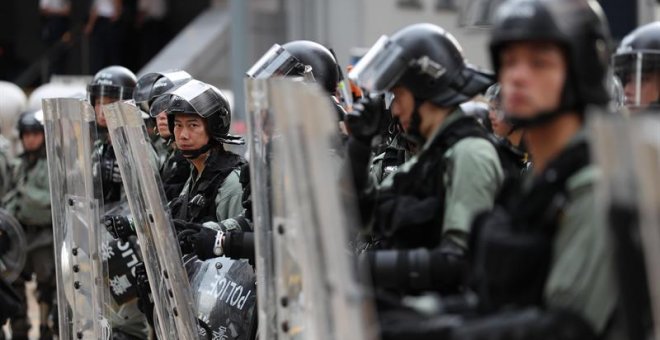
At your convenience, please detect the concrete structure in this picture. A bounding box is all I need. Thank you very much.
[141,0,659,119]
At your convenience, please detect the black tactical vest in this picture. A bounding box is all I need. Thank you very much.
[169,148,245,224]
[161,147,190,201]
[97,142,122,203]
[374,115,491,250]
[469,141,590,311]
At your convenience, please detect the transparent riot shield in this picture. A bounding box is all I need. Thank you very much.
[43,98,112,340]
[0,208,26,283]
[246,78,378,340]
[185,255,258,339]
[245,78,278,339]
[103,101,198,339]
[589,113,660,340]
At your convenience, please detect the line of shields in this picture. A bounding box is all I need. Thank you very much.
[39,78,379,339]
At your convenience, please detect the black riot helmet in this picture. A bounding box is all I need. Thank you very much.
[87,65,137,106]
[490,0,612,126]
[163,80,244,158]
[17,109,45,137]
[613,21,660,110]
[246,40,340,94]
[133,70,192,114]
[349,23,494,107]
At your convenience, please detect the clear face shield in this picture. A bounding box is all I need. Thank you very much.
[613,52,660,111]
[87,84,134,128]
[149,95,171,118]
[87,84,133,108]
[246,44,306,79]
[348,35,409,95]
[164,80,223,118]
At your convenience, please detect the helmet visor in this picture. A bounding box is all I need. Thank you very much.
[87,84,134,106]
[613,52,660,111]
[348,35,409,94]
[149,94,171,117]
[166,80,222,118]
[246,44,305,79]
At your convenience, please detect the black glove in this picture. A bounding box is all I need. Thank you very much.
[0,228,11,257]
[134,262,155,329]
[103,215,135,241]
[239,163,252,219]
[101,158,122,185]
[190,227,221,261]
[173,219,201,255]
[173,219,222,260]
[345,95,387,144]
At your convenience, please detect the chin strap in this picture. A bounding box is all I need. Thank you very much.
[181,143,212,159]
[505,97,582,129]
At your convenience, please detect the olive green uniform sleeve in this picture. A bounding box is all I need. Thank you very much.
[3,157,52,227]
[215,169,244,221]
[442,137,504,249]
[544,166,617,333]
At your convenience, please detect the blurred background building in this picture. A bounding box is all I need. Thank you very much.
[1,0,659,121]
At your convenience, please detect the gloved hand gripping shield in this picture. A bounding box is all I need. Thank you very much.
[102,101,198,339]
[245,78,378,340]
[42,98,113,340]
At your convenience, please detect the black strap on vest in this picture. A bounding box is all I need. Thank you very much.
[170,149,245,223]
[374,115,489,249]
[469,140,590,311]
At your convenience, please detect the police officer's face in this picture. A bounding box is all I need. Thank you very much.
[488,105,512,138]
[22,131,45,152]
[95,96,117,128]
[173,115,209,151]
[390,86,415,132]
[623,72,660,111]
[499,42,567,119]
[156,112,171,138]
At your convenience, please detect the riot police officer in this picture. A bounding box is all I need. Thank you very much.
[2,109,54,340]
[162,80,246,224]
[176,40,347,264]
[613,21,660,112]
[88,65,138,205]
[89,65,156,340]
[485,84,530,184]
[134,70,192,200]
[381,1,619,338]
[346,23,500,293]
[468,0,617,335]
